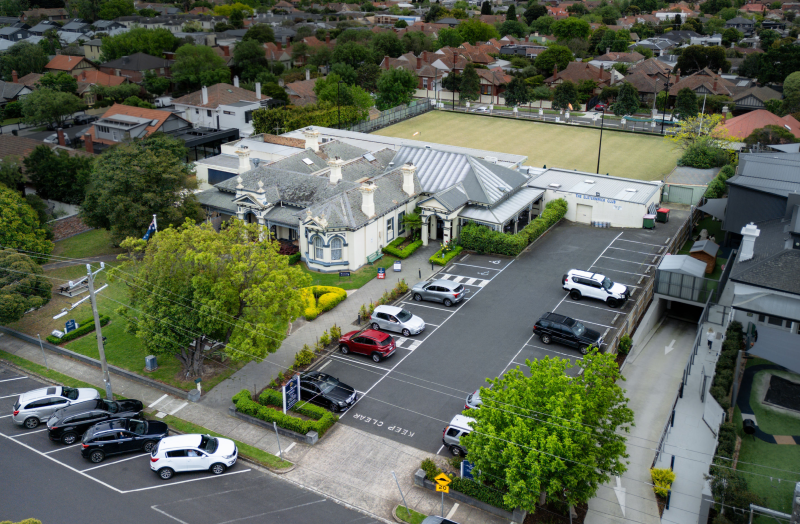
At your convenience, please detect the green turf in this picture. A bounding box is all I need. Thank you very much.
[52,229,124,260]
[300,254,399,290]
[394,505,427,524]
[160,414,293,470]
[373,111,681,181]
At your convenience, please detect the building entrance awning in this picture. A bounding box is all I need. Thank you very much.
[747,326,800,375]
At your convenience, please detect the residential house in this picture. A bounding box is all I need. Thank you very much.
[630,37,678,56]
[690,33,723,46]
[668,68,736,97]
[61,19,91,33]
[476,68,513,105]
[264,41,294,69]
[499,44,547,59]
[172,83,270,136]
[0,24,29,42]
[73,70,130,105]
[20,8,68,21]
[0,80,31,105]
[27,20,59,36]
[731,86,782,113]
[44,55,97,75]
[590,51,645,70]
[726,16,755,35]
[547,6,569,19]
[99,52,173,83]
[92,20,125,32]
[719,109,800,142]
[739,3,766,14]
[285,77,318,106]
[544,61,614,91]
[83,39,102,61]
[654,5,699,20]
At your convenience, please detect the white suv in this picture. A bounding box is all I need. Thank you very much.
[562,270,629,308]
[150,434,237,480]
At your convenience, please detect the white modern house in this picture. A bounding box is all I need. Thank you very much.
[172,82,269,137]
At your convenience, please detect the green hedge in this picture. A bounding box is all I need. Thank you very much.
[382,236,423,259]
[288,253,301,265]
[300,285,347,320]
[420,458,513,512]
[46,315,111,345]
[232,388,338,437]
[459,198,567,257]
[709,321,743,410]
[430,246,463,266]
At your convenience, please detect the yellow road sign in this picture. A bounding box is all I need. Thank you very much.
[436,484,449,493]
[434,473,451,486]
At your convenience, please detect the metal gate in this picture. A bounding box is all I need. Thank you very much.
[663,185,695,205]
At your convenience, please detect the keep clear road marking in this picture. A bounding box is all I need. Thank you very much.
[446,503,460,520]
[613,476,627,516]
[665,339,676,355]
[168,402,189,416]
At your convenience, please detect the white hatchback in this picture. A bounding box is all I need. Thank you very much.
[369,304,425,336]
[150,434,237,480]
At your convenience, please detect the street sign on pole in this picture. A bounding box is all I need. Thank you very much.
[434,473,451,516]
[282,374,300,414]
[436,484,449,493]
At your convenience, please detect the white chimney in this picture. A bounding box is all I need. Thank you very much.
[234,76,239,88]
[740,222,760,262]
[255,82,261,99]
[328,155,344,184]
[303,128,320,152]
[401,162,416,197]
[359,181,377,218]
[201,86,208,105]
[236,148,251,173]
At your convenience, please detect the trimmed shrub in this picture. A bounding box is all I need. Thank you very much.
[618,334,632,355]
[330,324,342,341]
[318,330,331,347]
[233,388,338,437]
[430,246,463,266]
[47,315,111,345]
[293,348,314,367]
[651,468,676,497]
[419,459,513,511]
[300,285,347,320]
[288,253,301,265]
[382,236,424,259]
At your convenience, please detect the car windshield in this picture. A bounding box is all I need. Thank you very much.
[62,387,78,400]
[200,435,218,454]
[103,400,119,413]
[129,419,146,435]
[602,277,613,290]
[572,322,586,337]
[396,309,412,322]
[319,376,341,394]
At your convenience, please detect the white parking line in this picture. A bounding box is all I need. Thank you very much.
[44,444,79,454]
[284,442,296,454]
[168,402,188,416]
[589,266,649,277]
[329,354,391,371]
[0,393,21,399]
[501,334,534,375]
[148,394,168,408]
[437,445,444,455]
[82,453,149,472]
[598,255,656,266]
[525,343,584,360]
[317,360,331,372]
[614,238,665,247]
[451,262,503,271]
[446,503,460,520]
[121,468,251,494]
[572,318,615,329]
[0,414,11,418]
[11,428,49,437]
[0,376,27,383]
[557,301,624,313]
[400,301,455,313]
[606,246,661,256]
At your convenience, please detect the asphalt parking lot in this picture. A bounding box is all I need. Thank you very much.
[0,367,381,524]
[320,219,681,455]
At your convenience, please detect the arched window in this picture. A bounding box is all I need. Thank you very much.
[331,237,343,261]
[314,236,323,260]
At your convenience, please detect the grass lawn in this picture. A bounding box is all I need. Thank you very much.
[52,229,124,260]
[374,111,680,181]
[300,254,398,290]
[394,505,427,524]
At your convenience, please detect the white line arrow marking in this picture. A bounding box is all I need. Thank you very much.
[665,339,676,355]
[613,476,626,517]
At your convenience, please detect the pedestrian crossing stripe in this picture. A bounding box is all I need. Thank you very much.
[439,274,489,287]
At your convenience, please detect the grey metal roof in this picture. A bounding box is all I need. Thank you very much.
[666,166,719,186]
[319,140,370,161]
[459,187,544,225]
[768,144,800,154]
[729,154,800,197]
[527,168,662,205]
[0,80,28,102]
[658,254,706,277]
[729,218,800,294]
[196,188,238,213]
[733,293,800,323]
[264,204,302,227]
[196,155,239,169]
[690,239,719,257]
[427,183,469,212]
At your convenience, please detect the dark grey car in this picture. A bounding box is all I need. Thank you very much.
[411,279,467,307]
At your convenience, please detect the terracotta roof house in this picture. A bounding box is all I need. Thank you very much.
[623,70,663,102]
[629,57,673,76]
[285,78,318,106]
[172,83,269,135]
[719,110,800,141]
[45,55,97,74]
[20,8,68,21]
[476,68,513,104]
[87,104,191,146]
[173,83,269,109]
[740,3,766,13]
[668,68,735,97]
[732,86,782,113]
[0,135,90,169]
[547,6,569,18]
[99,52,173,83]
[545,62,613,89]
[264,41,293,69]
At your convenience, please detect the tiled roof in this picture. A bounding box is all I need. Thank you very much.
[595,51,645,63]
[624,70,661,93]
[476,67,512,86]
[545,61,612,85]
[731,86,781,104]
[100,52,172,71]
[668,68,735,96]
[729,218,800,295]
[16,73,42,88]
[285,78,317,103]
[172,83,267,109]
[73,69,127,86]
[45,55,90,71]
[88,104,186,143]
[629,57,672,76]
[721,110,800,140]
[0,135,90,165]
[0,80,28,102]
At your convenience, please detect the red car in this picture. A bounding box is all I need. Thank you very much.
[594,102,608,111]
[339,329,396,362]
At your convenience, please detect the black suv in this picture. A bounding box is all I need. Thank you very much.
[47,398,144,445]
[74,114,99,125]
[81,418,169,463]
[533,312,603,355]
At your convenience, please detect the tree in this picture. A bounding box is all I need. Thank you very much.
[143,70,171,96]
[403,31,435,55]
[759,29,780,50]
[99,27,179,61]
[229,9,244,29]
[24,146,94,205]
[81,134,203,243]
[523,4,547,24]
[214,22,234,32]
[534,45,572,76]
[330,62,357,85]
[738,52,761,79]
[720,27,742,47]
[551,17,591,40]
[114,220,311,377]
[670,114,735,152]
[531,85,551,107]
[402,211,423,239]
[243,24,275,43]
[214,2,253,17]
[503,76,531,107]
[676,45,730,74]
[395,19,408,28]
[0,156,23,192]
[612,82,639,116]
[506,4,517,20]
[0,42,48,81]
[332,41,372,68]
[356,62,382,92]
[675,88,699,120]
[457,19,500,44]
[376,67,418,110]
[36,71,78,94]
[370,31,404,59]
[552,80,577,110]
[744,125,799,146]
[0,0,28,17]
[481,0,491,14]
[425,4,445,22]
[123,95,156,108]
[22,89,84,127]
[437,27,464,48]
[0,185,53,257]
[171,44,230,88]
[700,0,731,14]
[757,45,800,84]
[461,351,634,513]
[98,0,136,19]
[314,73,373,117]
[499,20,528,38]
[233,39,269,81]
[459,63,481,102]
[567,1,587,14]
[90,83,141,103]
[784,71,800,100]
[0,249,51,325]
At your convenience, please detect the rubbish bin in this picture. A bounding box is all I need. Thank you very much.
[643,214,656,230]
[656,208,670,223]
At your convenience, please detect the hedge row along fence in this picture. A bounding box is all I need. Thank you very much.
[704,164,735,199]
[430,246,463,266]
[300,285,347,320]
[232,389,338,437]
[383,236,423,259]
[46,315,111,345]
[421,458,514,512]
[709,320,744,410]
[459,198,568,257]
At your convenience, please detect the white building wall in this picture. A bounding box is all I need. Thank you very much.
[540,188,660,228]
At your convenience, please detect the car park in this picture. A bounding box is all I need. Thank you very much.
[47,398,144,445]
[464,389,482,410]
[562,270,629,308]
[411,279,467,307]
[299,371,358,412]
[73,114,99,125]
[150,434,237,480]
[339,328,396,362]
[533,312,603,355]
[12,386,100,429]
[370,304,425,336]
[442,414,475,456]
[81,418,169,463]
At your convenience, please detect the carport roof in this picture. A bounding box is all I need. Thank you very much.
[658,254,706,277]
[459,187,544,225]
[527,168,661,205]
[747,326,800,375]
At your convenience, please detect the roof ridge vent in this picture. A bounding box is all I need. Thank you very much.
[548,183,561,188]
[584,179,595,184]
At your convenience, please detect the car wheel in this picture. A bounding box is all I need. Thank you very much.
[143,441,156,453]
[372,352,382,363]
[210,463,226,475]
[541,334,552,344]
[450,445,463,457]
[23,417,39,429]
[340,344,349,355]
[159,467,174,480]
[570,290,582,300]
[328,401,338,412]
[414,293,422,301]
[61,432,77,445]
[580,345,590,355]
[89,450,105,463]
[607,298,619,308]
[443,298,453,307]
[371,322,380,331]
[402,328,411,337]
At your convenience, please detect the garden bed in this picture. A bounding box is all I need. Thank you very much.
[232,388,338,440]
[383,236,423,259]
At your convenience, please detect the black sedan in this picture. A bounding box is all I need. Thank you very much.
[81,418,169,463]
[46,120,74,130]
[47,398,144,445]
[299,372,357,412]
[74,114,99,125]
[533,312,604,355]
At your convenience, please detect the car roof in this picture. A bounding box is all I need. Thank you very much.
[449,414,476,430]
[362,329,390,340]
[568,269,605,282]
[430,279,461,289]
[159,434,202,449]
[55,400,98,416]
[374,304,403,314]
[542,312,573,324]
[19,386,60,402]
